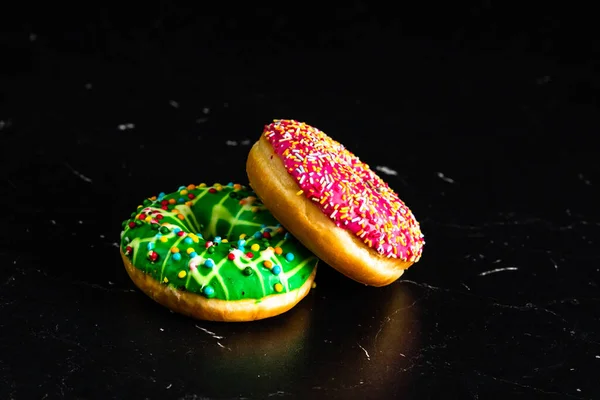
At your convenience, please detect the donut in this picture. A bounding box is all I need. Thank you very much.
[119,182,319,322]
[246,120,425,287]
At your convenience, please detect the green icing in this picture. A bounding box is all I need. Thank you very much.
[120,183,318,301]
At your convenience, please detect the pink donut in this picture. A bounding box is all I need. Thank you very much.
[247,119,424,286]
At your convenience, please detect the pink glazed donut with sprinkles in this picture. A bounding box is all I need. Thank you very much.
[246,119,425,286]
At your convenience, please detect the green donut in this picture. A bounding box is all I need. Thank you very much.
[119,182,318,321]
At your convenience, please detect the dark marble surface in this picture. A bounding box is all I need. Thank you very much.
[2,5,600,400]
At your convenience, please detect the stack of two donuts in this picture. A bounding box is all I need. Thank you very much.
[120,120,425,321]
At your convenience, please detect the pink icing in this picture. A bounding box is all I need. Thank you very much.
[263,119,425,262]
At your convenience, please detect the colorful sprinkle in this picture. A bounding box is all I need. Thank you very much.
[178,270,187,279]
[274,283,283,293]
[147,250,159,262]
[172,253,182,261]
[263,260,273,269]
[159,236,168,243]
[203,285,215,297]
[184,237,193,245]
[272,265,282,275]
[204,259,215,268]
[274,247,283,255]
[228,252,236,261]
[250,243,260,252]
[285,253,295,262]
[243,267,253,276]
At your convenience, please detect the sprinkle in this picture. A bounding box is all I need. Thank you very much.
[274,247,283,255]
[205,241,214,248]
[187,184,196,190]
[263,260,273,269]
[184,237,193,245]
[285,253,295,262]
[296,189,304,196]
[189,252,198,258]
[251,243,260,251]
[272,265,282,275]
[274,283,283,292]
[246,252,254,258]
[214,236,222,243]
[172,253,182,261]
[147,251,159,262]
[204,259,215,268]
[147,242,154,250]
[186,248,195,254]
[203,285,215,297]
[163,277,169,283]
[228,253,236,261]
[178,270,187,279]
[177,214,185,220]
[243,267,253,276]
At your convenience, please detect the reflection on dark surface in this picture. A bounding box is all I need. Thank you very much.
[112,269,420,398]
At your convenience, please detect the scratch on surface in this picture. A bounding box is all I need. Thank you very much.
[217,342,231,351]
[64,162,93,183]
[226,140,238,146]
[375,165,398,176]
[268,391,289,397]
[549,257,559,270]
[72,280,136,293]
[479,267,518,276]
[374,297,422,349]
[195,325,224,340]
[357,343,370,360]
[436,172,455,183]
[492,302,567,323]
[475,371,585,399]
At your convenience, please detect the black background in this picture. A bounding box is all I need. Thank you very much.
[1,3,600,399]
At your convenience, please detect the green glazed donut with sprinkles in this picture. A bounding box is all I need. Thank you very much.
[119,182,318,322]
